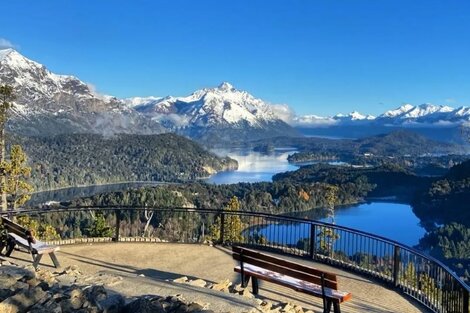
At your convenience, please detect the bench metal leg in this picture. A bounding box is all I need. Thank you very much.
[49,252,61,268]
[323,300,332,313]
[252,277,259,295]
[323,300,341,313]
[333,302,341,313]
[32,254,43,269]
[241,274,250,288]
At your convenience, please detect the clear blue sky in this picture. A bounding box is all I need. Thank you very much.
[1,0,470,116]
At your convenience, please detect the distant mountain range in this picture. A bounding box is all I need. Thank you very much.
[1,48,469,143]
[0,49,296,142]
[294,103,470,128]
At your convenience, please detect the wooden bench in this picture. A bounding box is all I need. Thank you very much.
[1,217,61,269]
[232,246,351,313]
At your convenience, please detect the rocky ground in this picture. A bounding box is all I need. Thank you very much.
[0,257,315,313]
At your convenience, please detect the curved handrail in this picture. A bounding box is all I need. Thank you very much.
[9,205,470,275]
[3,205,470,312]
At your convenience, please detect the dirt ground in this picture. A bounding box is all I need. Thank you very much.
[8,243,429,313]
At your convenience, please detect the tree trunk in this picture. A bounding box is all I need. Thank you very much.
[0,128,6,211]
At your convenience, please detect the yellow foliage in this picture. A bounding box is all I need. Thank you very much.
[298,189,310,201]
[16,215,60,241]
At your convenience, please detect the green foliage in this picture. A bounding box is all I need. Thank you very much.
[413,160,470,226]
[274,162,434,202]
[0,85,14,126]
[0,145,34,209]
[12,133,237,191]
[247,130,462,159]
[0,220,9,249]
[317,225,339,257]
[209,196,244,244]
[401,262,418,288]
[16,215,60,241]
[86,212,113,237]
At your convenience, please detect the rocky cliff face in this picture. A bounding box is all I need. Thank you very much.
[0,48,164,136]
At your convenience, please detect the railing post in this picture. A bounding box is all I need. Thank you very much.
[113,209,121,242]
[309,224,316,259]
[219,213,225,244]
[464,289,469,313]
[393,245,401,287]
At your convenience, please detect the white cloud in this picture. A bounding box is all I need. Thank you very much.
[292,115,339,127]
[270,104,295,123]
[151,113,190,127]
[0,38,16,50]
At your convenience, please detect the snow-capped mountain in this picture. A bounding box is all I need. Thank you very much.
[126,82,298,141]
[0,48,163,136]
[0,49,297,142]
[295,103,470,128]
[2,48,469,143]
[377,103,457,124]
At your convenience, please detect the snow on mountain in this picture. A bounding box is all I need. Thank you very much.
[381,104,415,118]
[296,103,470,128]
[0,48,163,136]
[132,82,288,128]
[379,103,454,120]
[123,96,163,108]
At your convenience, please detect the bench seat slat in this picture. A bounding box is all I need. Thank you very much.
[233,253,338,289]
[235,264,352,303]
[8,233,60,255]
[233,246,337,281]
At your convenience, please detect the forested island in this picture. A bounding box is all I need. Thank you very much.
[412,160,470,281]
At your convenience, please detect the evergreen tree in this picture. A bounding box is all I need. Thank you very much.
[209,196,244,244]
[86,212,113,237]
[0,145,34,209]
[318,184,340,257]
[0,85,15,211]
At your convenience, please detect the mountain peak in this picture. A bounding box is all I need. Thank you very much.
[217,82,234,91]
[0,48,24,63]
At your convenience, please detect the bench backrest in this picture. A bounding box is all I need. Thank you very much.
[233,246,338,290]
[1,217,30,239]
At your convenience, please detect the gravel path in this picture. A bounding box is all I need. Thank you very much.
[8,243,429,313]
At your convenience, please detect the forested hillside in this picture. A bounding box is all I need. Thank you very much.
[12,133,237,191]
[69,179,372,216]
[273,163,432,201]
[413,160,470,282]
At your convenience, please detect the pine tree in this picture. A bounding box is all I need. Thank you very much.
[0,85,15,211]
[318,184,340,257]
[0,145,34,210]
[209,196,244,244]
[86,212,113,237]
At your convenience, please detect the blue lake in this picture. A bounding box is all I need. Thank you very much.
[255,202,425,247]
[208,149,426,246]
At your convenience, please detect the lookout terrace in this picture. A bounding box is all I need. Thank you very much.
[0,206,469,313]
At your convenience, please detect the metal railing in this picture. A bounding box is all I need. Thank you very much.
[3,206,469,313]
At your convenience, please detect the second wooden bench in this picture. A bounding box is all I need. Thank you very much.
[232,246,351,313]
